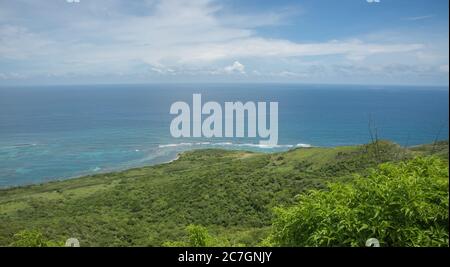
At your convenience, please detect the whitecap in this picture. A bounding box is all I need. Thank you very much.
[158,141,295,150]
[158,143,193,148]
[215,142,233,146]
[295,143,312,148]
[237,143,294,149]
[195,142,211,145]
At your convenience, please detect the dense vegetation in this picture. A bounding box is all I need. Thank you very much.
[0,140,448,247]
[8,229,63,247]
[266,157,448,247]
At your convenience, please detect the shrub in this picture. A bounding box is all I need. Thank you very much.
[267,157,449,247]
[9,230,63,247]
[186,224,210,247]
[163,224,213,247]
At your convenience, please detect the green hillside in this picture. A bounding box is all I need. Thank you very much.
[0,140,448,247]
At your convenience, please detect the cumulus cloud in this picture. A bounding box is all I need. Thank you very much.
[366,0,381,3]
[223,61,246,74]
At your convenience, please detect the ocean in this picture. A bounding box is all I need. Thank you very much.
[0,83,448,187]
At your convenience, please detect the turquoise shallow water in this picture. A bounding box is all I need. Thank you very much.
[0,83,448,187]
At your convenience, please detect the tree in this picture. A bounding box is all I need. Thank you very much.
[163,224,224,247]
[266,157,449,247]
[186,224,210,247]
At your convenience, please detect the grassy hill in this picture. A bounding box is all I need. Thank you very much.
[0,140,448,246]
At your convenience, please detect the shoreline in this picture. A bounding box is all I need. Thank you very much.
[0,148,233,190]
[0,143,297,190]
[0,144,291,190]
[1,140,447,191]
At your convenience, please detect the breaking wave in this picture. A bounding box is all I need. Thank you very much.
[158,142,313,149]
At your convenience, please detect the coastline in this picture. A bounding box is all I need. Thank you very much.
[0,142,307,189]
[0,140,448,247]
[0,140,447,191]
[164,153,180,164]
[0,141,309,189]
[0,148,248,190]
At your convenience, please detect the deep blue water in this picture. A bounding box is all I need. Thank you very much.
[0,84,448,187]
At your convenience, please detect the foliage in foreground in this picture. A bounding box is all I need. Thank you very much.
[9,230,63,247]
[266,157,449,247]
[163,225,213,247]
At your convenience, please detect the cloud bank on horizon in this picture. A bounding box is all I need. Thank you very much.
[0,0,448,85]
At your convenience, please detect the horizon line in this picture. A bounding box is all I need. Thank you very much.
[1,81,449,89]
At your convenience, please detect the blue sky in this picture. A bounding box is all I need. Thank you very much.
[0,0,448,85]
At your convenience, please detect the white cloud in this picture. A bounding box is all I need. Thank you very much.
[272,71,302,77]
[223,61,246,74]
[150,66,175,75]
[0,0,425,67]
[0,72,27,80]
[366,0,381,3]
[0,25,55,60]
[0,0,447,85]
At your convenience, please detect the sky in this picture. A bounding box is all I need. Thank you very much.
[0,0,448,86]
